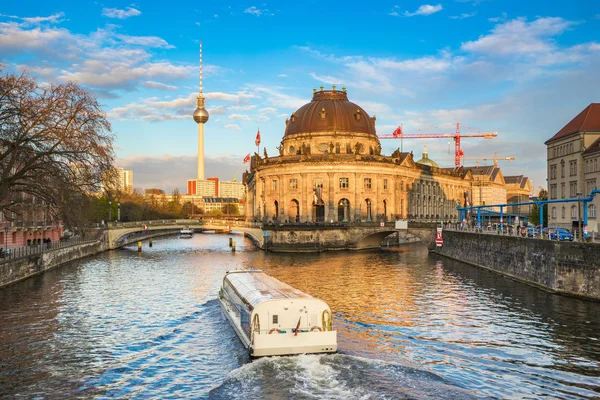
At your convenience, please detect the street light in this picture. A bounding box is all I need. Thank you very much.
[117,202,121,222]
[577,192,582,241]
[108,200,112,223]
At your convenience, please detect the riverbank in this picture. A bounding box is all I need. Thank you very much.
[0,239,106,289]
[435,230,600,300]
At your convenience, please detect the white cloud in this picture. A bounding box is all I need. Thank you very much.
[102,7,142,19]
[142,81,178,90]
[224,124,241,131]
[450,12,476,20]
[488,12,507,23]
[462,17,574,56]
[259,107,277,114]
[22,13,64,24]
[309,72,344,84]
[250,86,307,109]
[277,74,287,77]
[205,91,257,104]
[116,34,174,49]
[229,113,251,121]
[404,4,443,17]
[244,6,272,16]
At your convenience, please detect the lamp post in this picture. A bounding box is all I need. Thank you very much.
[108,200,112,223]
[4,226,8,251]
[577,192,582,241]
[117,202,121,222]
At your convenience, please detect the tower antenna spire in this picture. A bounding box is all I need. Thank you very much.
[199,41,203,95]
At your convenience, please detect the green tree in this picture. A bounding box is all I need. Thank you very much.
[529,189,548,227]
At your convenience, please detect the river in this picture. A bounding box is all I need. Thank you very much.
[0,234,599,399]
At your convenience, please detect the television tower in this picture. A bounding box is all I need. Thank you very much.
[192,42,209,180]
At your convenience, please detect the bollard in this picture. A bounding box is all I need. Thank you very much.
[137,241,142,252]
[232,240,236,252]
[149,237,153,247]
[229,237,233,247]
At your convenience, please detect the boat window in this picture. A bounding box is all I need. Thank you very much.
[272,315,278,324]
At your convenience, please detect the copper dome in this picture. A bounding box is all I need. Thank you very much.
[284,89,376,136]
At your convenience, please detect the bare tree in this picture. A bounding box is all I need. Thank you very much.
[0,66,115,225]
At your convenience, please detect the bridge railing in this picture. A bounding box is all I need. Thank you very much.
[107,219,262,230]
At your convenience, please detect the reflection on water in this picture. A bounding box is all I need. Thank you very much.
[0,234,599,399]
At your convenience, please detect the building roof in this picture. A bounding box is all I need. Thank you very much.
[463,165,502,181]
[583,137,600,156]
[283,88,377,137]
[545,103,600,144]
[504,175,529,188]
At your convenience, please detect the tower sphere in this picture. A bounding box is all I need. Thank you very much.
[193,107,209,124]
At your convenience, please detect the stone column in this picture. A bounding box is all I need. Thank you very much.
[327,172,335,222]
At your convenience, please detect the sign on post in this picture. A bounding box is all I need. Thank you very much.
[436,227,443,247]
[395,220,408,230]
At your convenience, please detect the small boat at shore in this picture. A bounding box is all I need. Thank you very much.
[179,228,194,238]
[219,270,337,357]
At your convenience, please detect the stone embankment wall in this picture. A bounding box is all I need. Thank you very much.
[436,231,600,300]
[0,240,105,289]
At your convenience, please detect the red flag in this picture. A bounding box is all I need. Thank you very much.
[255,129,261,146]
[243,153,250,163]
[392,125,403,138]
[294,317,301,336]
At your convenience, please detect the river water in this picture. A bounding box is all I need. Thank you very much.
[0,234,599,399]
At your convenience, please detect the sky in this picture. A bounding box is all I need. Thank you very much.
[1,0,599,193]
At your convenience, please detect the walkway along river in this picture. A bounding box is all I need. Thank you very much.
[0,234,599,398]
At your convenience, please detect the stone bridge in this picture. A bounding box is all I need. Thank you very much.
[263,222,437,252]
[106,219,264,250]
[106,219,437,252]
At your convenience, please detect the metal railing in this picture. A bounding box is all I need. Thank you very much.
[443,224,599,242]
[0,236,99,264]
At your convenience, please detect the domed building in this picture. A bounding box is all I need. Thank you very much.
[416,146,439,168]
[244,87,472,223]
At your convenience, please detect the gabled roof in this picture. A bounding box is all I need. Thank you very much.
[463,165,504,183]
[505,175,530,188]
[545,103,600,144]
[583,137,600,156]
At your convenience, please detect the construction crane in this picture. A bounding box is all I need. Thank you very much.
[378,123,497,168]
[438,153,515,167]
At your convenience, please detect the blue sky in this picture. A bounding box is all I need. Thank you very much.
[1,1,599,192]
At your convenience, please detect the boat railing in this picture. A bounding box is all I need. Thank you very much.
[254,326,332,335]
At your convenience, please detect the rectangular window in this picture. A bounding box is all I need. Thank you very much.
[339,177,349,189]
[364,178,372,189]
[272,315,278,324]
[289,179,298,189]
[313,178,323,188]
[561,183,565,199]
[383,179,388,190]
[272,180,278,191]
[590,205,597,219]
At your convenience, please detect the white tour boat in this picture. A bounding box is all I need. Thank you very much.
[179,228,194,238]
[219,270,337,357]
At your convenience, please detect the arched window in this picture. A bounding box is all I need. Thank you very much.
[552,207,557,219]
[562,207,565,218]
[571,205,577,219]
[590,204,597,219]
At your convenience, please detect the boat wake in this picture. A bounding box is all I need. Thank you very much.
[209,353,480,399]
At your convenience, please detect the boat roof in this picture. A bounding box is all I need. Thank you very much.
[224,270,313,309]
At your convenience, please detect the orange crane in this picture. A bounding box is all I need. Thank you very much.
[438,153,514,167]
[378,123,497,168]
